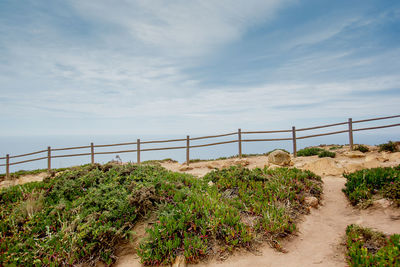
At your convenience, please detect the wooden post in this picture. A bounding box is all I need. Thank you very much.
[238,128,242,158]
[186,135,190,166]
[6,154,10,179]
[91,143,94,164]
[137,139,141,164]
[348,118,353,151]
[292,126,297,157]
[47,146,51,172]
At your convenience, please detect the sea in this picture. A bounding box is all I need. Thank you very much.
[1,125,398,174]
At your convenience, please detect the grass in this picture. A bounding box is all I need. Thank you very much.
[342,165,400,207]
[297,147,335,158]
[0,164,322,266]
[345,224,400,266]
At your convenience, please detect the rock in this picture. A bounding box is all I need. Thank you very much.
[208,181,214,187]
[344,163,364,173]
[268,150,291,166]
[373,198,392,209]
[305,196,319,208]
[388,152,400,162]
[365,154,386,163]
[233,158,250,166]
[172,255,186,267]
[362,160,381,169]
[179,166,193,171]
[302,158,344,176]
[343,151,365,158]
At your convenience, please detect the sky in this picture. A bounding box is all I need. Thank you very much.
[1,0,400,137]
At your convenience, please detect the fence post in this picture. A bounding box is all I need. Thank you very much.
[91,143,94,164]
[137,139,141,164]
[47,146,51,172]
[186,135,190,166]
[348,118,353,151]
[292,126,297,157]
[238,128,242,158]
[6,154,10,179]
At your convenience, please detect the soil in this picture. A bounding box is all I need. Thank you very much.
[2,145,400,266]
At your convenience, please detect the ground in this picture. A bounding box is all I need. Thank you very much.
[1,145,400,266]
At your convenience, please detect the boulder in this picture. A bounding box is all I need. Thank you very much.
[233,158,250,167]
[268,150,291,166]
[304,196,319,208]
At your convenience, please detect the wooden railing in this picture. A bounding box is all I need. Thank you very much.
[1,115,399,178]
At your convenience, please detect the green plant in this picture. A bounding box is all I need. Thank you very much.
[378,141,399,152]
[329,145,343,150]
[318,150,336,158]
[297,147,324,157]
[345,224,400,266]
[354,145,369,153]
[343,165,400,206]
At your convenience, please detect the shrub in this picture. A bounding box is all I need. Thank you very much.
[345,224,400,266]
[318,150,336,158]
[343,165,400,206]
[297,147,324,157]
[378,141,398,152]
[354,145,369,153]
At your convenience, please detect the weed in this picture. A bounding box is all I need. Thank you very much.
[318,150,336,158]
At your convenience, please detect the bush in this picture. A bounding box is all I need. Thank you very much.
[318,150,336,158]
[354,145,369,153]
[343,165,400,206]
[378,141,398,152]
[297,147,324,157]
[345,224,400,266]
[297,147,335,158]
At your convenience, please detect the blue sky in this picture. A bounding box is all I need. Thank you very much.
[1,0,399,137]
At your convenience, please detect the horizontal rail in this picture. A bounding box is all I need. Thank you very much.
[297,129,349,140]
[52,145,91,151]
[141,146,186,152]
[296,121,347,132]
[190,140,238,148]
[9,150,47,159]
[353,114,400,124]
[141,138,186,144]
[94,149,137,155]
[242,129,291,134]
[52,153,91,158]
[9,156,48,166]
[94,142,137,148]
[353,123,400,132]
[190,132,237,141]
[243,138,292,142]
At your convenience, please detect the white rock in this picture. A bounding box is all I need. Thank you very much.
[305,196,319,208]
[268,150,291,166]
[172,255,186,267]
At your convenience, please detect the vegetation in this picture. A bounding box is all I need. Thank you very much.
[354,144,369,153]
[378,141,399,153]
[138,166,322,264]
[345,224,400,266]
[329,145,343,150]
[297,147,335,158]
[343,165,400,206]
[0,164,322,266]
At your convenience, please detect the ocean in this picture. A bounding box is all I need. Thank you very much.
[1,126,398,174]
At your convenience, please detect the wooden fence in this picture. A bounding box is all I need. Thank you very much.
[1,115,399,178]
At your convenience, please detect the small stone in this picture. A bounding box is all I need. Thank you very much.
[305,196,319,208]
[208,181,214,187]
[172,255,186,267]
